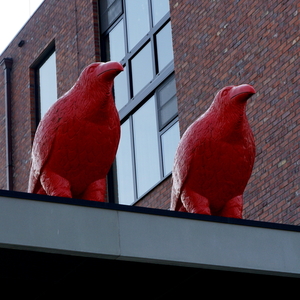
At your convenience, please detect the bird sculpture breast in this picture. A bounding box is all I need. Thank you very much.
[28,61,123,202]
[170,84,256,218]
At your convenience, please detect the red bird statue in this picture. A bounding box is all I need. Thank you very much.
[28,61,123,201]
[170,84,256,218]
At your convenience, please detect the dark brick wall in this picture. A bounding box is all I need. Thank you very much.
[135,177,172,210]
[0,0,100,192]
[168,0,299,224]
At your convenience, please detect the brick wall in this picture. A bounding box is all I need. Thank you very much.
[135,177,172,210]
[169,0,299,224]
[0,61,9,189]
[0,0,299,226]
[0,0,100,192]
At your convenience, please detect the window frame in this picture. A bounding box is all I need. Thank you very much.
[101,5,173,120]
[100,1,177,205]
[112,73,178,205]
[32,41,57,125]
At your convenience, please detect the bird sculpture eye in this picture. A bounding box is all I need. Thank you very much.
[87,65,98,74]
[221,89,229,97]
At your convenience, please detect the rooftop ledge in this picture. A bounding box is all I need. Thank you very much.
[0,189,300,281]
[0,190,300,277]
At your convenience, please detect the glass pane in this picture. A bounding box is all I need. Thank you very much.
[116,119,135,205]
[158,75,176,106]
[39,51,57,117]
[159,96,177,128]
[151,0,170,25]
[114,65,128,110]
[125,0,150,50]
[156,22,174,72]
[108,19,125,62]
[161,121,180,176]
[131,43,153,96]
[157,75,177,129]
[133,97,160,197]
[100,0,123,32]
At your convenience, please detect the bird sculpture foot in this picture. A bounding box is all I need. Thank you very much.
[219,195,243,219]
[181,188,211,215]
[81,178,106,202]
[40,169,72,198]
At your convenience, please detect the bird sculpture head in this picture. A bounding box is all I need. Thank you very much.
[74,61,124,96]
[206,84,255,118]
[212,84,256,109]
[202,84,256,140]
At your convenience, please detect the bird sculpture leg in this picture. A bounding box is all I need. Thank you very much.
[40,169,72,198]
[181,186,211,215]
[220,195,243,218]
[81,178,106,202]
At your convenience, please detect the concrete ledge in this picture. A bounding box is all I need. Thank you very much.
[0,190,299,278]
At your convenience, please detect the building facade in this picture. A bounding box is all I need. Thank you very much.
[0,0,299,225]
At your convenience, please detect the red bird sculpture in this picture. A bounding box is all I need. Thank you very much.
[170,84,256,218]
[28,61,123,201]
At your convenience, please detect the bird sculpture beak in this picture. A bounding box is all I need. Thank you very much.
[230,84,256,102]
[97,61,124,79]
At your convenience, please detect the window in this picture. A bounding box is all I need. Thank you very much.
[35,49,58,120]
[131,42,153,96]
[156,22,174,72]
[125,0,150,51]
[100,0,180,205]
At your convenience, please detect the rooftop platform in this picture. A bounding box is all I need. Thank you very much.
[0,190,299,297]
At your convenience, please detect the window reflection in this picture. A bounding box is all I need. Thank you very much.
[133,97,160,197]
[157,75,177,129]
[131,43,153,96]
[108,19,125,62]
[100,0,123,32]
[161,121,180,176]
[125,0,150,50]
[39,51,57,117]
[116,119,135,205]
[151,0,170,25]
[114,65,128,110]
[156,22,174,72]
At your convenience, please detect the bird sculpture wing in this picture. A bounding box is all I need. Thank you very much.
[171,120,200,208]
[28,98,67,193]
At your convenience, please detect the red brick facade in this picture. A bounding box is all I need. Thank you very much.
[0,0,299,225]
[168,0,299,224]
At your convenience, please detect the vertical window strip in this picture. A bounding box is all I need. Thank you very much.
[101,0,178,205]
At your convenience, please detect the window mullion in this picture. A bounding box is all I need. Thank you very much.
[151,34,158,78]
[118,62,174,121]
[155,93,164,180]
[148,0,154,28]
[129,116,139,202]
[122,0,129,55]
